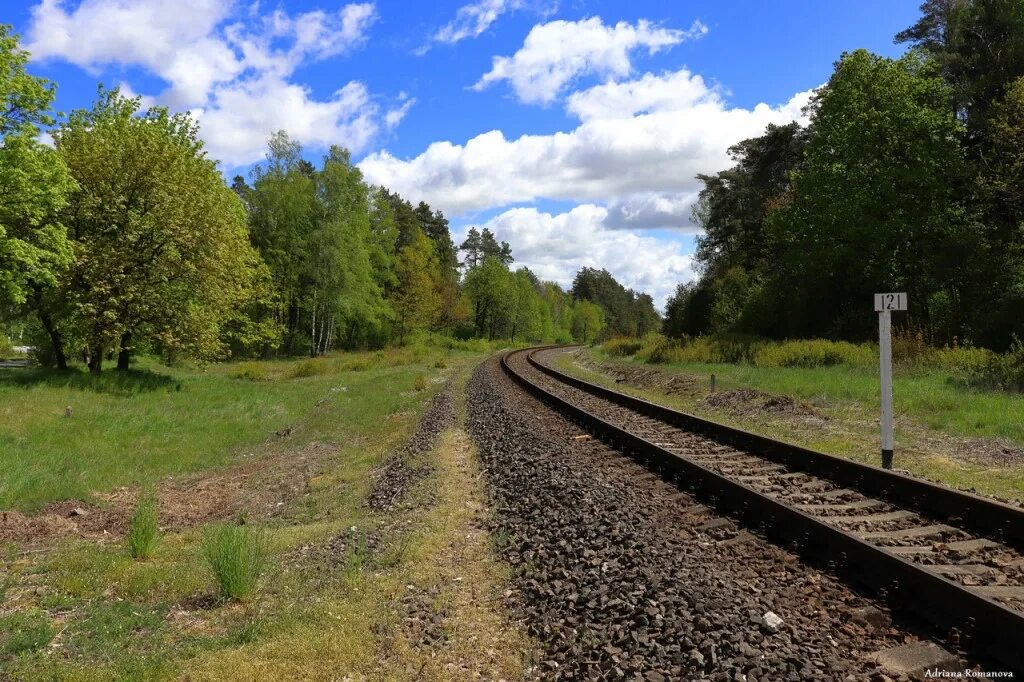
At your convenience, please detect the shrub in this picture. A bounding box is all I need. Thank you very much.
[753,339,875,368]
[126,490,160,559]
[0,336,14,358]
[202,524,268,601]
[962,336,1024,392]
[433,358,448,369]
[413,375,428,391]
[289,358,327,378]
[602,337,644,357]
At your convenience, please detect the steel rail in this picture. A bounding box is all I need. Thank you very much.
[501,346,1024,673]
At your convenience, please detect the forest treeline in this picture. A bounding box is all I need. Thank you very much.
[0,25,662,371]
[665,0,1024,351]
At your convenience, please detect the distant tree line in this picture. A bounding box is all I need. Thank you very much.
[665,0,1024,351]
[0,25,662,371]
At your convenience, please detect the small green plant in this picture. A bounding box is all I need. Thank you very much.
[0,611,55,656]
[433,358,448,369]
[125,489,160,559]
[202,524,268,601]
[413,375,428,391]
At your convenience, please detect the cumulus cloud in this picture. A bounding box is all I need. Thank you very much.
[468,205,697,308]
[472,17,707,104]
[360,68,815,217]
[26,0,386,166]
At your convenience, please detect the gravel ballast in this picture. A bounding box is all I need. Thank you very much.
[467,356,951,681]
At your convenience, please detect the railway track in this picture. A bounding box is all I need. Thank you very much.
[502,346,1024,673]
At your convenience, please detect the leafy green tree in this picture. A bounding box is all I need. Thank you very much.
[392,227,440,343]
[765,50,972,340]
[896,0,1024,143]
[52,88,263,371]
[0,25,75,359]
[571,300,604,343]
[463,256,513,339]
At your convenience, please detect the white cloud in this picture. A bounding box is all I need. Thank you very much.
[472,17,707,104]
[26,0,386,167]
[27,0,243,106]
[467,205,696,308]
[384,96,416,129]
[433,0,524,45]
[193,78,379,167]
[360,68,814,217]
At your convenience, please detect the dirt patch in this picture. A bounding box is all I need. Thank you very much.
[573,350,703,398]
[0,439,342,547]
[704,388,821,418]
[953,437,1024,468]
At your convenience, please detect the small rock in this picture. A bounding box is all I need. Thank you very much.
[761,611,784,633]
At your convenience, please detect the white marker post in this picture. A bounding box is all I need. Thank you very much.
[874,293,907,469]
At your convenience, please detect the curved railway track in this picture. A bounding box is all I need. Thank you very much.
[502,345,1024,673]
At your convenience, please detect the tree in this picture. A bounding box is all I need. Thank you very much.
[0,25,75,361]
[463,256,513,339]
[765,50,973,340]
[50,87,262,372]
[693,122,807,275]
[571,301,604,343]
[896,0,1024,143]
[392,228,440,343]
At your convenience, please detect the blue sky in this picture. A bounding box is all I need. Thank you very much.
[1,0,921,306]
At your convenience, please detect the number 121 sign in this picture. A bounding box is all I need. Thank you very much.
[874,292,907,312]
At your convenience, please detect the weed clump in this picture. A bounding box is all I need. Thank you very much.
[414,375,428,391]
[230,362,271,381]
[289,359,327,378]
[202,524,268,601]
[126,489,160,559]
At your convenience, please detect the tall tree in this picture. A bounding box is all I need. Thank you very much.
[392,227,440,343]
[0,25,75,366]
[765,50,972,340]
[571,301,605,343]
[52,87,263,371]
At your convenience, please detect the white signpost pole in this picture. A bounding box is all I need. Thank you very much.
[874,293,907,470]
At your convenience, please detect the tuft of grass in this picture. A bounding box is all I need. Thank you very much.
[433,358,448,369]
[202,524,268,601]
[125,489,160,560]
[413,375,428,391]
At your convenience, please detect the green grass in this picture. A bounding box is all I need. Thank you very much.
[125,490,160,559]
[0,347,464,511]
[0,347,485,679]
[559,348,1024,501]
[652,359,1024,443]
[202,524,267,601]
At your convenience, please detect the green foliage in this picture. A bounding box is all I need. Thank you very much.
[413,375,428,391]
[0,26,75,308]
[752,339,875,368]
[393,227,441,343]
[125,490,160,559]
[202,523,268,601]
[570,300,604,343]
[603,337,644,357]
[289,358,328,379]
[963,336,1024,392]
[570,267,660,338]
[37,87,262,372]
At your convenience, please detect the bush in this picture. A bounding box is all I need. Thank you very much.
[289,358,327,378]
[413,375,428,391]
[203,524,268,601]
[753,339,875,368]
[126,490,160,559]
[963,336,1024,392]
[602,337,644,357]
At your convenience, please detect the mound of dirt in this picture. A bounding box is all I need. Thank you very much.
[703,388,820,418]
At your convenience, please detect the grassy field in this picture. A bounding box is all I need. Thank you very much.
[0,346,534,679]
[553,348,1024,502]
[1,348,457,511]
